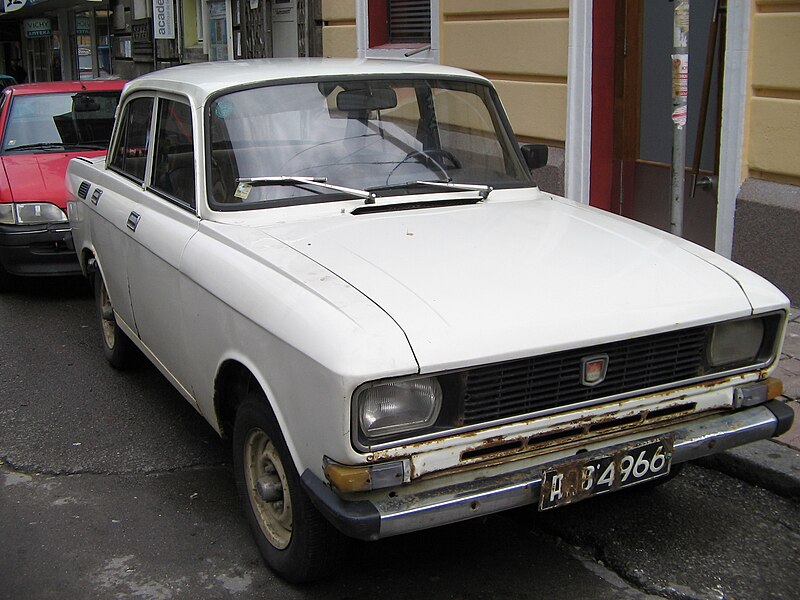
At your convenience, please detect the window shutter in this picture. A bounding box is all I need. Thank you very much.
[388,0,431,43]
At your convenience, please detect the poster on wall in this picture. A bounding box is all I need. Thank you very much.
[152,0,175,40]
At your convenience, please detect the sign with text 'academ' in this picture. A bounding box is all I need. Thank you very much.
[152,0,175,40]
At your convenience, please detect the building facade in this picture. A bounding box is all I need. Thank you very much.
[1,0,797,303]
[321,0,800,304]
[0,0,322,80]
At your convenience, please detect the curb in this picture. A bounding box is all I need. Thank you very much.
[695,439,800,499]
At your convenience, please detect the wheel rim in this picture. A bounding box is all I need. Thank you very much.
[98,280,116,349]
[244,428,293,549]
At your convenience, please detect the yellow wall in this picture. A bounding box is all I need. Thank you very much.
[322,0,357,58]
[441,0,568,144]
[747,2,800,183]
[182,0,199,47]
[319,0,569,144]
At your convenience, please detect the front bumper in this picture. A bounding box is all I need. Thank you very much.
[0,222,81,277]
[301,400,794,541]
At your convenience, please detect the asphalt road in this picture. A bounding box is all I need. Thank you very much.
[1,277,799,600]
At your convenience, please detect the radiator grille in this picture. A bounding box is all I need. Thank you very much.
[462,326,710,425]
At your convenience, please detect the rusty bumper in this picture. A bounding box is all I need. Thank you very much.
[301,400,794,541]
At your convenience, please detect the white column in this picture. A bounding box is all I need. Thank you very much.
[716,0,751,258]
[565,0,593,204]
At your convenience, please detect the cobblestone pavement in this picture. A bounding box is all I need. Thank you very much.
[775,306,800,449]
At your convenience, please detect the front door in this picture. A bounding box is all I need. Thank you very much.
[611,0,723,249]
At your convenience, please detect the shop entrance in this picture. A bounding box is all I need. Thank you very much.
[602,0,724,249]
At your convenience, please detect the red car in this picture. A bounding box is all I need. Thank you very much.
[0,80,126,290]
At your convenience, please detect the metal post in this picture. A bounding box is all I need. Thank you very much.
[670,0,690,237]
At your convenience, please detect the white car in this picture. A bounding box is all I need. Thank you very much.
[67,59,793,582]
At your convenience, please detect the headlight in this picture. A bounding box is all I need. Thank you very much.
[0,204,13,224]
[708,318,765,367]
[14,202,68,225]
[358,377,442,439]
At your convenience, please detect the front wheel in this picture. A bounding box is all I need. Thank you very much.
[94,269,136,369]
[233,392,348,583]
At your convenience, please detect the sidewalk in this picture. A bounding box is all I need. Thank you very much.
[775,305,800,449]
[697,306,800,497]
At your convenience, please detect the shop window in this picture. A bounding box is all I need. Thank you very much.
[369,0,430,47]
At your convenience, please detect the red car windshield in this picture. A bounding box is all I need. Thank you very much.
[2,91,121,152]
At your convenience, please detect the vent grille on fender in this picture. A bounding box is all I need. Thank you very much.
[77,181,91,200]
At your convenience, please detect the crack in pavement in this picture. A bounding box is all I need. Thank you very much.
[0,457,230,479]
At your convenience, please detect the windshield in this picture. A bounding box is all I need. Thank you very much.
[2,91,121,152]
[207,77,531,208]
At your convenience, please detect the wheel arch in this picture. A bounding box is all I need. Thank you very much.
[80,246,97,279]
[213,359,295,457]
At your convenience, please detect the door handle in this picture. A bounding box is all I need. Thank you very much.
[127,211,141,231]
[91,188,103,205]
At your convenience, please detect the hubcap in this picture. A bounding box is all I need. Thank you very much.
[244,428,292,549]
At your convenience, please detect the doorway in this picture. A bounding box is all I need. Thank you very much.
[601,0,724,250]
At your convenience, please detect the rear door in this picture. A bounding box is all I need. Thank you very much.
[90,94,155,335]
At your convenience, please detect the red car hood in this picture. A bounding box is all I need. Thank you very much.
[1,150,106,208]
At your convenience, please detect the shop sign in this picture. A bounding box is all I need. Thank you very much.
[132,18,152,44]
[152,0,175,40]
[3,0,27,14]
[76,16,91,36]
[132,18,154,61]
[24,17,52,38]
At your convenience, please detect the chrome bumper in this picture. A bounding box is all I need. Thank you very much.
[301,400,793,541]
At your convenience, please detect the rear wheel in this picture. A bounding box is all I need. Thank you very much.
[233,391,348,583]
[94,269,136,369]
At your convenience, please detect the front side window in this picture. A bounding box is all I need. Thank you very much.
[108,96,154,183]
[151,99,196,208]
[207,77,529,209]
[1,91,121,152]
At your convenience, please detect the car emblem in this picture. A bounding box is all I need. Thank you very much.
[581,354,609,386]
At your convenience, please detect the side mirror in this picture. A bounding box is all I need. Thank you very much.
[521,144,548,170]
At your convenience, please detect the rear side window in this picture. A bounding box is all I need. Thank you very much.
[109,97,154,183]
[151,99,195,209]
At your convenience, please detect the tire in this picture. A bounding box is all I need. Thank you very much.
[0,264,16,293]
[94,270,136,369]
[233,392,348,583]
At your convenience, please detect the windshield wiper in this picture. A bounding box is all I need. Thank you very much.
[367,179,492,199]
[236,176,377,203]
[66,142,108,150]
[412,180,493,199]
[5,142,67,152]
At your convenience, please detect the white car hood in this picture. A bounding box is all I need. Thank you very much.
[254,191,778,371]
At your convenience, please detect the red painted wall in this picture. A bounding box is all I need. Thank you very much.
[591,1,616,211]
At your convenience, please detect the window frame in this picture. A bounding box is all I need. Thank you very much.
[107,93,156,186]
[108,92,199,214]
[357,0,439,63]
[149,97,197,211]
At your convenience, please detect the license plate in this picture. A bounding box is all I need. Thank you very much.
[539,437,673,511]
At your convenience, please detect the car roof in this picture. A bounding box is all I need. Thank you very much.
[8,80,127,96]
[124,58,490,106]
